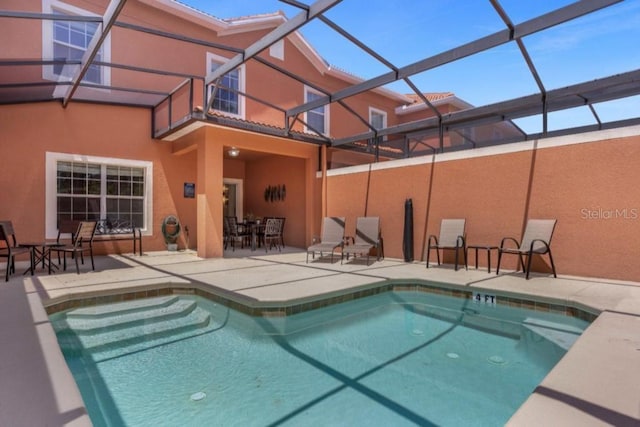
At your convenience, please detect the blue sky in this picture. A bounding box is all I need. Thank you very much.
[182,0,640,133]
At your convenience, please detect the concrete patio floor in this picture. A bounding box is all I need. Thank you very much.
[1,249,639,426]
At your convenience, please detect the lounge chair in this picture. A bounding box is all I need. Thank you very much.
[426,219,467,271]
[342,217,383,265]
[306,216,346,263]
[0,221,33,281]
[496,219,557,279]
[50,221,97,274]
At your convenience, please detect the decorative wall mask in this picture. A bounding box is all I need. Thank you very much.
[264,184,286,203]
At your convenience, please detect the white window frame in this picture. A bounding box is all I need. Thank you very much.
[45,152,153,239]
[369,107,388,141]
[42,0,111,88]
[304,86,329,136]
[206,52,246,119]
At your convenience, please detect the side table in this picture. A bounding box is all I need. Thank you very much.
[467,244,498,273]
[20,242,64,275]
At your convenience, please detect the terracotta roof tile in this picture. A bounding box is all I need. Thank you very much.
[194,107,327,141]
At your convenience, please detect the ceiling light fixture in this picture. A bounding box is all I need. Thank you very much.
[228,147,240,157]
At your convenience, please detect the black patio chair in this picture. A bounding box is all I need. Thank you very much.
[50,221,97,274]
[0,221,33,281]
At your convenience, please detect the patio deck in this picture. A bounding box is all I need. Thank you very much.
[1,249,639,426]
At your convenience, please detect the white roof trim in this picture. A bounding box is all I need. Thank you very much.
[287,31,330,76]
[145,0,413,104]
[217,13,287,36]
[395,96,474,115]
[139,0,228,31]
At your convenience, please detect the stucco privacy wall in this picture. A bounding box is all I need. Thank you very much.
[324,127,640,281]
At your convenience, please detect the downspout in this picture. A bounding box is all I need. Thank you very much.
[321,144,328,218]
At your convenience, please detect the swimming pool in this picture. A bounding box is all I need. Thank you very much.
[51,290,589,426]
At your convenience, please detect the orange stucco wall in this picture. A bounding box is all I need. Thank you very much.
[0,102,195,253]
[2,0,640,283]
[0,102,322,257]
[221,153,313,249]
[3,105,640,281]
[325,132,640,281]
[244,155,307,249]
[196,125,321,250]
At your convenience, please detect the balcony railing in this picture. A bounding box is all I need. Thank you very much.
[152,78,205,139]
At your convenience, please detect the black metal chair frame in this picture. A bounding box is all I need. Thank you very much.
[426,234,467,271]
[50,221,97,274]
[262,218,282,252]
[496,237,557,280]
[224,216,250,251]
[0,221,33,281]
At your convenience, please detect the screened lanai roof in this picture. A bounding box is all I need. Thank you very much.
[2,0,640,158]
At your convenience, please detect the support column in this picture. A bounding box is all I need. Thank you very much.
[196,133,223,258]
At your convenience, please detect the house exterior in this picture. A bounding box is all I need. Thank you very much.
[0,0,453,257]
[2,0,640,281]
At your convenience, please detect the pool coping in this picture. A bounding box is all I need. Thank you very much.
[44,278,600,325]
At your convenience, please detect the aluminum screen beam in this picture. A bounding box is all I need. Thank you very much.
[114,21,243,54]
[62,0,128,107]
[0,10,102,22]
[332,68,640,147]
[205,0,342,86]
[93,61,201,79]
[490,0,545,93]
[288,0,621,118]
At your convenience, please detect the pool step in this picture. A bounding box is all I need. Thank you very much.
[54,296,212,359]
[522,318,583,350]
[55,299,198,334]
[66,295,180,319]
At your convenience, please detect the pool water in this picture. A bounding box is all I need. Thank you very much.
[50,291,589,426]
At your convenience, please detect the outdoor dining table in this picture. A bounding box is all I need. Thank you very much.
[20,241,64,275]
[243,221,265,251]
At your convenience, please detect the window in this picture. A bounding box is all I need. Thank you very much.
[304,87,328,135]
[369,108,387,130]
[369,107,387,140]
[206,52,245,118]
[42,0,110,85]
[46,153,152,239]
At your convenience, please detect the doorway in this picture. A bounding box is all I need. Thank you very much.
[223,178,243,220]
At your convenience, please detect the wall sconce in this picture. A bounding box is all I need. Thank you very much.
[228,147,240,157]
[222,185,229,205]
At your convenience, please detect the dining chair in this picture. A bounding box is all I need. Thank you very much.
[224,216,250,250]
[55,219,80,265]
[50,221,97,274]
[0,221,33,281]
[262,218,281,252]
[276,217,286,248]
